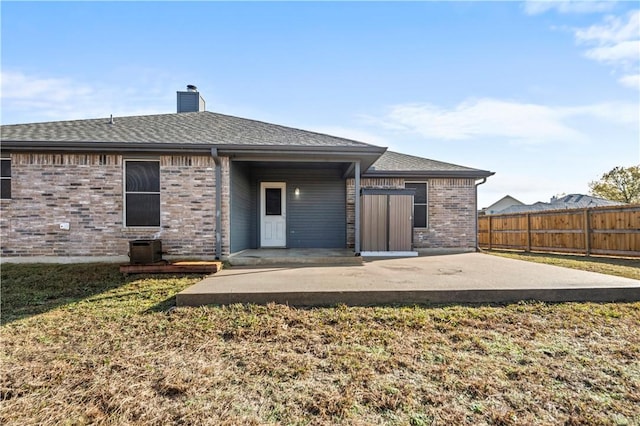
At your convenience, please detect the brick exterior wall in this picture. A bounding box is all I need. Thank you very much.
[418,178,477,250]
[346,177,477,251]
[0,152,476,258]
[0,153,220,258]
[159,155,217,257]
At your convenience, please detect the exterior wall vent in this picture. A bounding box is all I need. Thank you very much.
[177,85,206,113]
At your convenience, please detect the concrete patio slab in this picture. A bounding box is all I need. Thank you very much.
[228,248,362,266]
[177,253,640,307]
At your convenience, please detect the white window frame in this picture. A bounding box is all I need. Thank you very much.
[123,159,161,228]
[405,181,428,229]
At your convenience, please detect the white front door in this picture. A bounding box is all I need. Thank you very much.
[260,182,287,247]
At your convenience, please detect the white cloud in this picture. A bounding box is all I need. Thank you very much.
[563,101,640,123]
[572,10,640,89]
[524,0,616,16]
[1,70,170,124]
[364,98,638,145]
[618,73,640,90]
[381,99,583,142]
[1,71,93,103]
[584,40,640,64]
[575,9,640,43]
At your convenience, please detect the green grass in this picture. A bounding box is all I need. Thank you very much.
[1,263,639,425]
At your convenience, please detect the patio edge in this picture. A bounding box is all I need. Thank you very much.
[176,287,640,307]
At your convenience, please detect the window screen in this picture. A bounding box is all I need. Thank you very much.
[1,159,11,200]
[405,182,427,228]
[125,161,160,226]
[265,188,282,215]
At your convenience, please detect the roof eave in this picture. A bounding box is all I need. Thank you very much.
[0,140,214,154]
[218,145,387,174]
[1,141,387,154]
[1,141,388,172]
[363,170,495,179]
[215,144,386,155]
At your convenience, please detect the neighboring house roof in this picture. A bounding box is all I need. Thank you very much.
[497,194,624,214]
[553,194,623,208]
[481,195,525,214]
[365,151,493,178]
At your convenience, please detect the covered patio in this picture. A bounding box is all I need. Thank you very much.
[217,143,385,258]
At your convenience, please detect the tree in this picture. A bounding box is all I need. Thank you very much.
[589,165,640,204]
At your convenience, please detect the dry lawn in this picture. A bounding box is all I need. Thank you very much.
[1,262,639,425]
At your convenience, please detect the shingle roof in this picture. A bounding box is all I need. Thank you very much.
[0,111,375,149]
[1,112,494,177]
[496,194,624,214]
[365,151,493,178]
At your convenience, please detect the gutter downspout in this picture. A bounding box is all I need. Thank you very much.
[211,147,222,260]
[354,160,361,255]
[474,177,487,252]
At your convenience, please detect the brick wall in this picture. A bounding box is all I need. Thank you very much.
[0,153,219,258]
[346,177,477,250]
[159,155,217,257]
[417,178,477,250]
[0,152,476,258]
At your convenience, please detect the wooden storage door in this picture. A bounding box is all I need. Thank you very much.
[388,194,413,251]
[360,189,414,252]
[361,194,388,251]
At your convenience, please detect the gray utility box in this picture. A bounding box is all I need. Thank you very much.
[129,239,163,264]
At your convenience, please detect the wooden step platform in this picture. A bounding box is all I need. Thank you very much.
[120,260,222,275]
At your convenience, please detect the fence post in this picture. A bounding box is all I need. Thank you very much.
[526,213,531,252]
[584,208,591,256]
[488,215,492,250]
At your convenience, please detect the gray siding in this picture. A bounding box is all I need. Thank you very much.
[230,162,256,253]
[287,170,346,248]
[246,165,346,248]
[176,91,205,113]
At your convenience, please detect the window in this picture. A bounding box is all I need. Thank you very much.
[405,182,427,228]
[265,188,282,215]
[125,160,160,227]
[1,158,11,200]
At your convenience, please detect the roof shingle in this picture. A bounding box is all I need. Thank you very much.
[365,151,493,178]
[1,111,494,178]
[1,111,375,148]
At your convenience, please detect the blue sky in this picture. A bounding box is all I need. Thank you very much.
[1,1,639,208]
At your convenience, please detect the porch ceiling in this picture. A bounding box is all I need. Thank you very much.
[234,160,347,171]
[219,145,384,177]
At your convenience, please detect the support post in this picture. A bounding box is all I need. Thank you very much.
[584,208,591,256]
[211,147,222,260]
[526,213,531,252]
[354,160,361,255]
[488,215,492,250]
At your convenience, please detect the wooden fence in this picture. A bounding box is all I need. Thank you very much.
[478,205,640,257]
